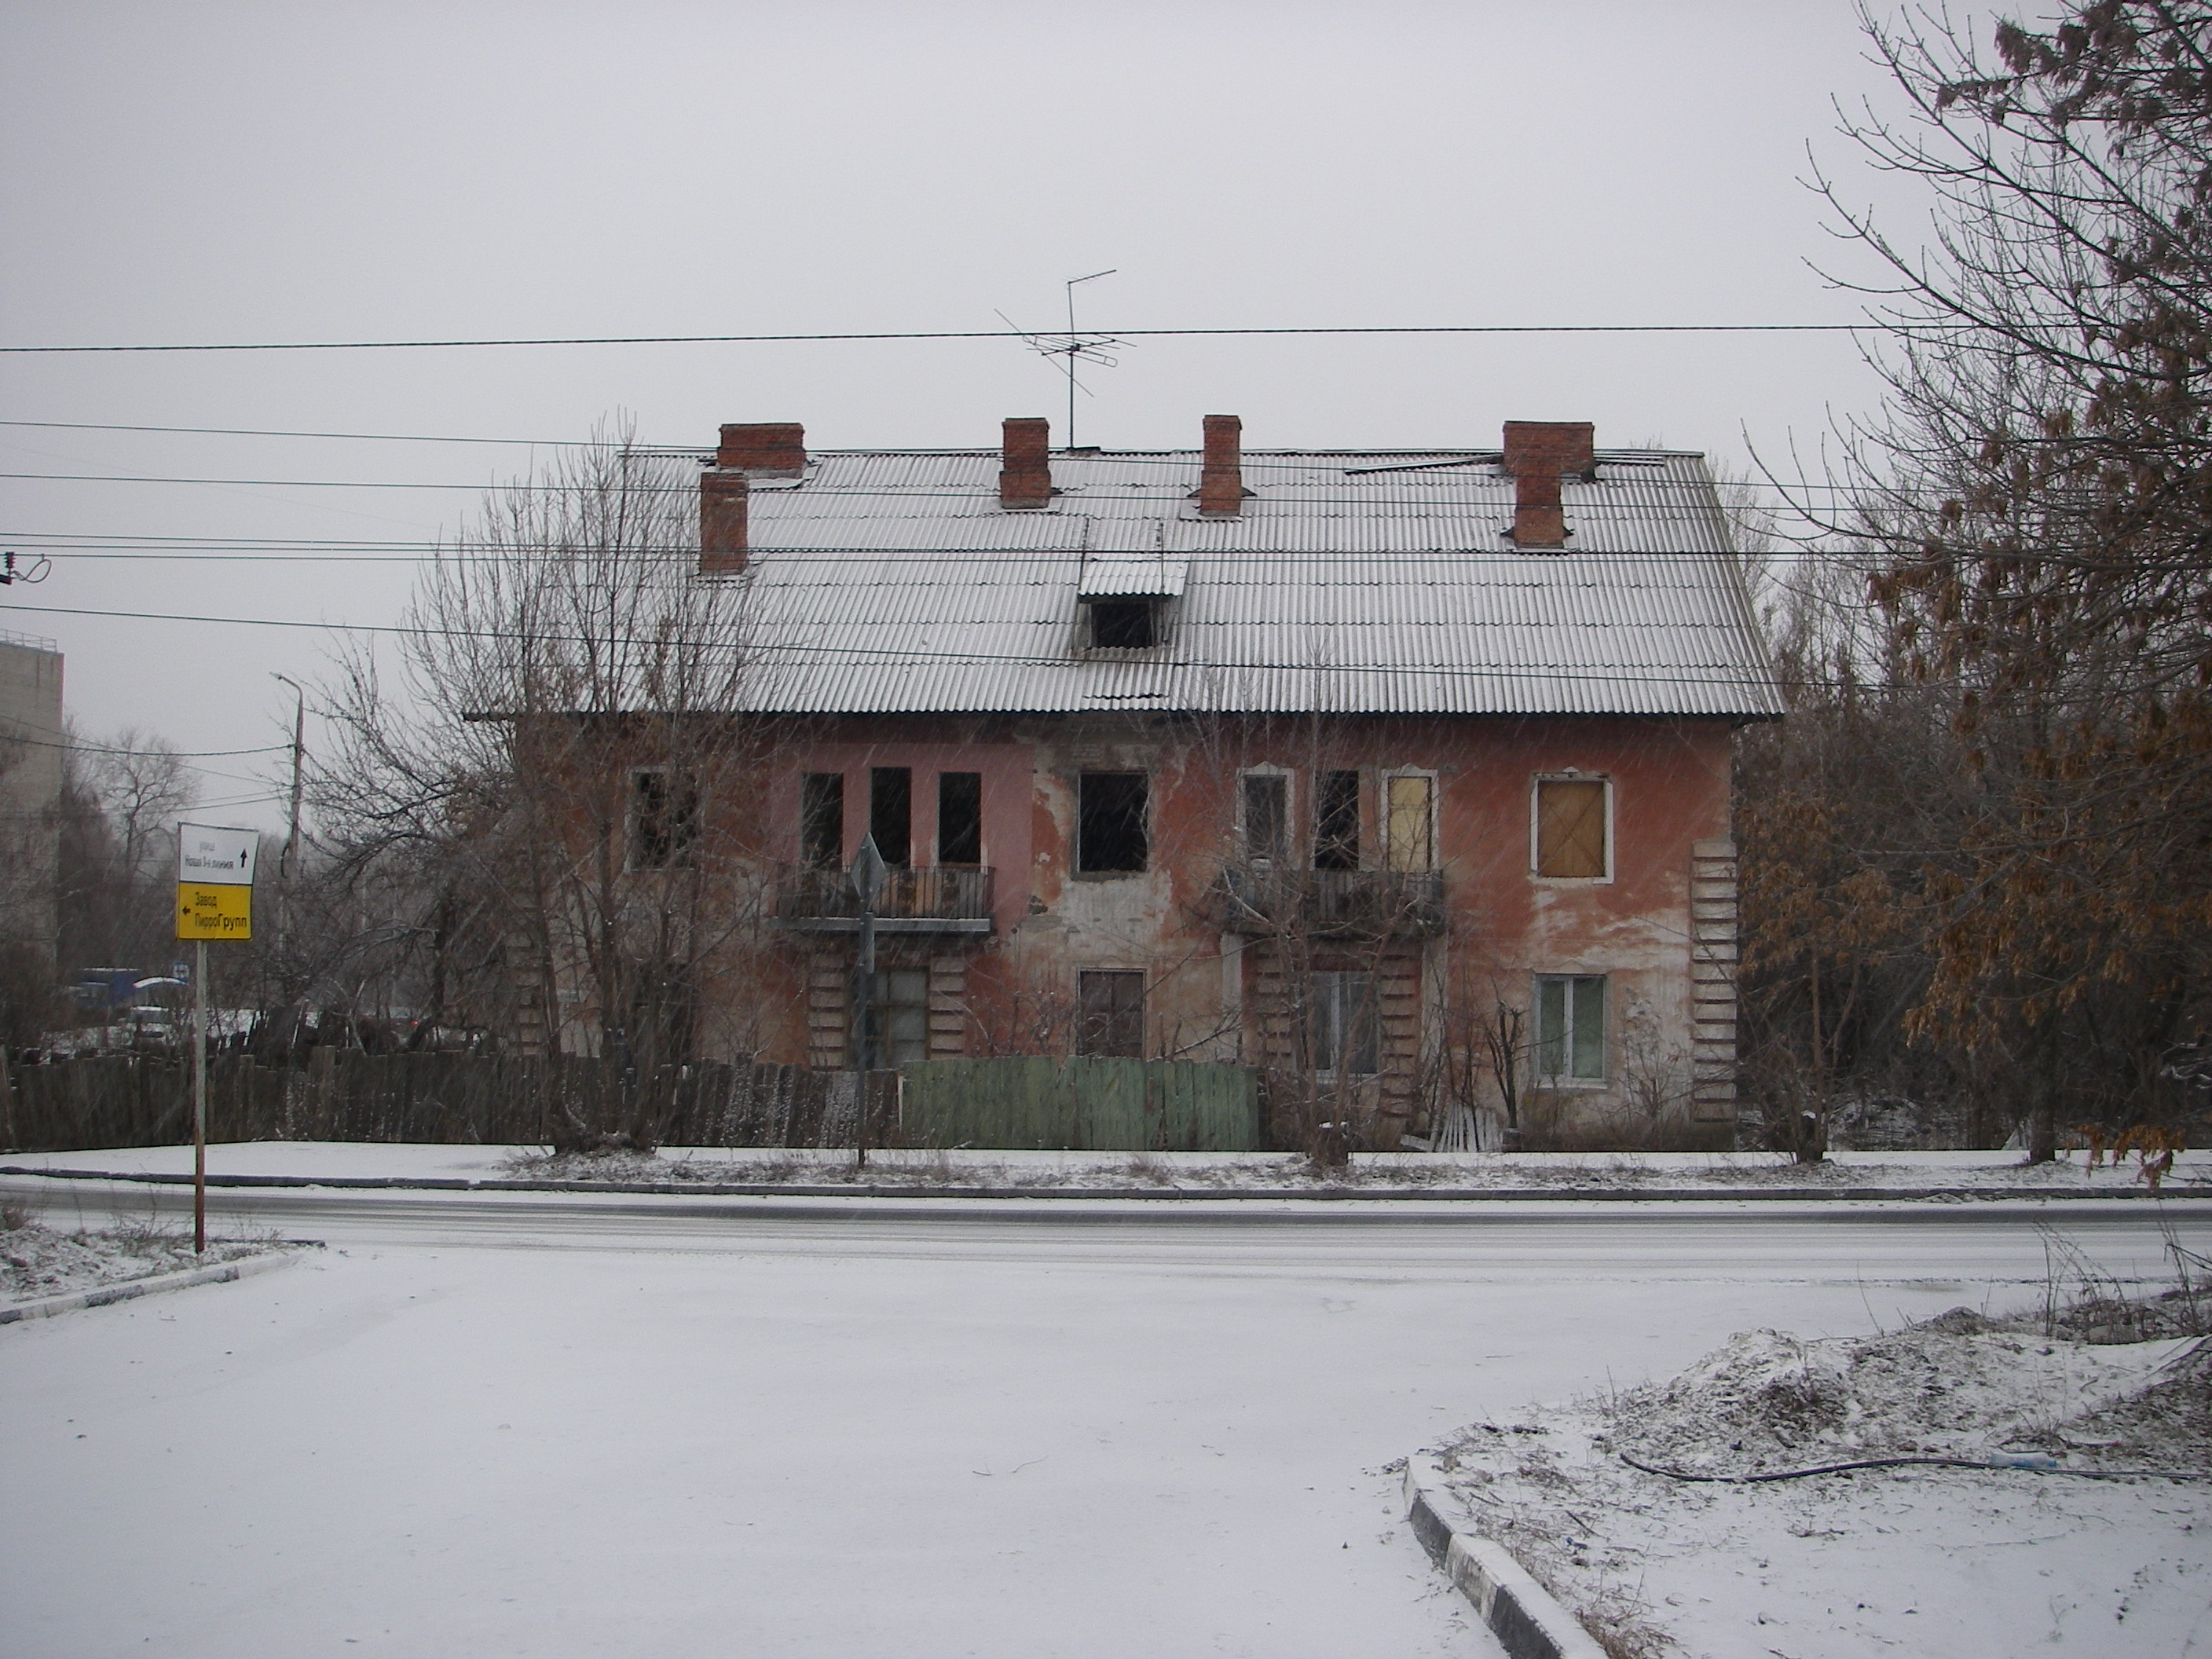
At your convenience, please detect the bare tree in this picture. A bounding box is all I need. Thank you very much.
[317,422,770,1150]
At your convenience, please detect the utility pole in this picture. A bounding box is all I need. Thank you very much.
[848,833,885,1169]
[271,673,306,972]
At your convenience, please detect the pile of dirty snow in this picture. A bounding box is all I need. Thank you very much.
[2,1218,282,1304]
[1427,1306,2211,1657]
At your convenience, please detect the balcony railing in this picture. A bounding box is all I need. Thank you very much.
[1211,864,1445,939]
[775,866,995,934]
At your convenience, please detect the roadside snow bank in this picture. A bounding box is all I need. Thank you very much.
[1428,1307,2211,1657]
[2,1218,287,1304]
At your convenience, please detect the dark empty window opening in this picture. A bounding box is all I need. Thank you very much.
[870,767,912,867]
[1076,969,1146,1058]
[1090,599,1158,650]
[800,772,844,870]
[1314,770,1361,870]
[937,771,983,866]
[1078,771,1149,873]
[630,769,698,870]
[1243,773,1287,862]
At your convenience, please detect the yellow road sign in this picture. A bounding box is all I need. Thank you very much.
[177,883,251,940]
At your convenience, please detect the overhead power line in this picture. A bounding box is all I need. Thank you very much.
[0,322,1869,355]
[0,597,1873,698]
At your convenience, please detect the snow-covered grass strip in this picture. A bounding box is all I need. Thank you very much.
[1,1247,307,1325]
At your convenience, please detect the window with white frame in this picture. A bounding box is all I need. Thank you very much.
[1241,771,1289,863]
[1307,970,1380,1076]
[1533,974,1606,1084]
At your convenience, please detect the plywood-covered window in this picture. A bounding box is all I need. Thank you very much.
[1534,776,1610,879]
[1075,969,1145,1058]
[1384,775,1434,872]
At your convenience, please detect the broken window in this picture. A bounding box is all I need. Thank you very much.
[800,772,844,870]
[1314,769,1360,870]
[1385,775,1434,872]
[1089,599,1158,650]
[855,966,929,1069]
[1533,974,1606,1082]
[628,768,698,870]
[1535,777,1608,878]
[937,771,983,866]
[1242,772,1287,862]
[1077,771,1148,873]
[1307,971,1380,1075]
[1075,969,1145,1058]
[870,766,912,867]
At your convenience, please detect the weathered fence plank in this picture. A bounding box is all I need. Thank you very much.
[901,1057,1262,1152]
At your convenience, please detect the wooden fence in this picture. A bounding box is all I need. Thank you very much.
[901,1057,1262,1152]
[0,1053,896,1154]
[0,1053,1264,1155]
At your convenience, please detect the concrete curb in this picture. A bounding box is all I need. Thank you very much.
[1403,1456,1607,1659]
[0,1244,313,1326]
[4,1164,2205,1204]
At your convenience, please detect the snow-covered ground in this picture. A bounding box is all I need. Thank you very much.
[1426,1309,2212,1657]
[7,1138,2207,1193]
[4,1182,2207,1657]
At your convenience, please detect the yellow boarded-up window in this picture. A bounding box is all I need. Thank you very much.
[1535,778,1608,878]
[1385,775,1433,871]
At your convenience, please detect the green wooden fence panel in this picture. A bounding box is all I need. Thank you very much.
[900,1057,1261,1152]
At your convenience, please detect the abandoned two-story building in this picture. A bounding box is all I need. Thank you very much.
[650,413,1779,1151]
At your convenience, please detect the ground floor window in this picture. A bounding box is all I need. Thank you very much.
[1533,974,1606,1083]
[1075,969,1145,1058]
[855,967,928,1069]
[1306,970,1379,1076]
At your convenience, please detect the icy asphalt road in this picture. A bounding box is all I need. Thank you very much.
[5,1187,2206,1659]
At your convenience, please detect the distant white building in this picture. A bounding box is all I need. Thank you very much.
[0,631,65,964]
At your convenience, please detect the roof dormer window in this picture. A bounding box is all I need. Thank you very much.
[1089,599,1159,650]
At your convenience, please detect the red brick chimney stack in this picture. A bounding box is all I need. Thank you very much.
[998,417,1053,509]
[1502,420,1595,549]
[699,469,749,574]
[1198,414,1244,518]
[717,422,807,476]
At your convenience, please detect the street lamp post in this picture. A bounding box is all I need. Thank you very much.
[270,674,306,969]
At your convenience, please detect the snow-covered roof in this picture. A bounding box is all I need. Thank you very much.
[727,448,1781,720]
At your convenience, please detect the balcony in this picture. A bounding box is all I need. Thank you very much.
[775,866,996,935]
[1210,864,1446,939]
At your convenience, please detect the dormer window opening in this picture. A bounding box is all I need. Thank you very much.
[1089,599,1159,650]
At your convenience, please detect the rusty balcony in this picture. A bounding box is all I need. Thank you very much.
[1211,864,1446,939]
[775,865,996,935]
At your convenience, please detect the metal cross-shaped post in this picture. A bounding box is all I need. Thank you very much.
[848,835,886,1168]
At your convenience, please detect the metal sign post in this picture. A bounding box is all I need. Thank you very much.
[848,835,886,1170]
[176,822,257,1253]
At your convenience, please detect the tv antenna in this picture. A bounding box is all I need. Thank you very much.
[998,268,1123,448]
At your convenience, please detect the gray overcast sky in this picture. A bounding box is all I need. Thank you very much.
[0,0,1945,830]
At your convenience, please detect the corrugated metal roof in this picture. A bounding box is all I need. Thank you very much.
[727,449,1782,718]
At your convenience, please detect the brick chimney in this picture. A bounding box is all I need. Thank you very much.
[1197,414,1243,518]
[998,417,1052,509]
[699,469,749,574]
[1502,420,1595,548]
[716,422,806,476]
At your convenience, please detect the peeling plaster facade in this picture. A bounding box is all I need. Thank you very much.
[522,418,1778,1151]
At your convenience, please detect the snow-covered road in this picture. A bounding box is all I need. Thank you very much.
[5,1187,2205,1658]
